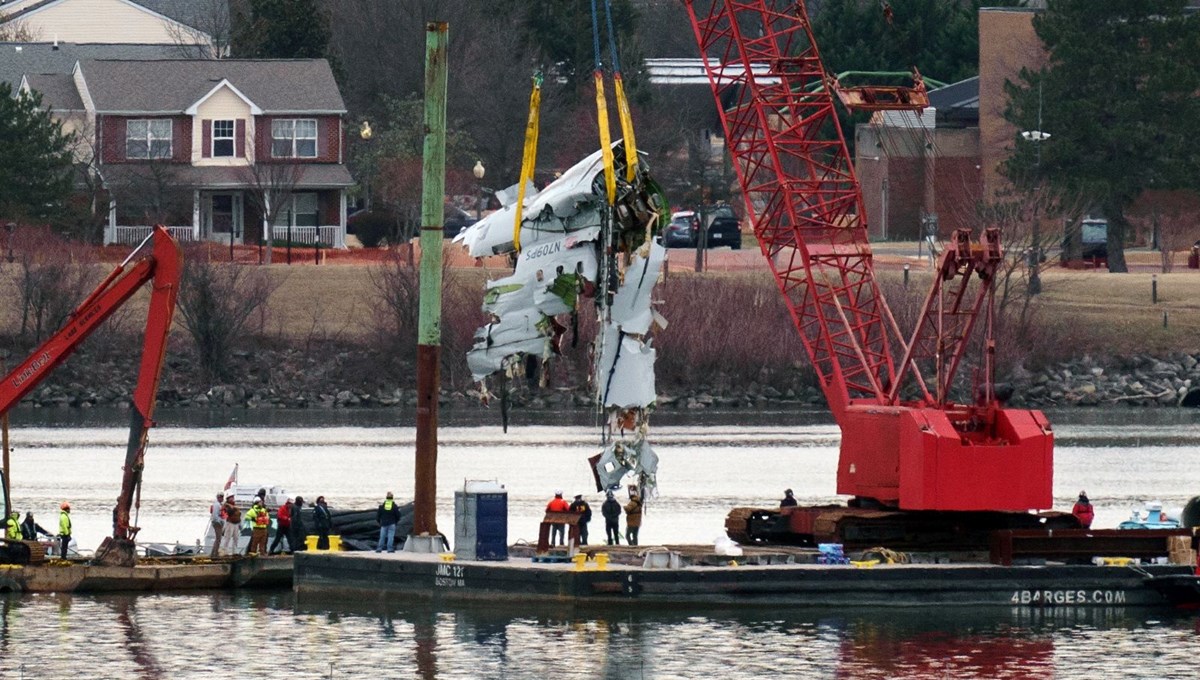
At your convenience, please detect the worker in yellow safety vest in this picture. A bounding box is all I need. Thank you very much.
[4,511,20,541]
[245,499,271,555]
[58,502,72,559]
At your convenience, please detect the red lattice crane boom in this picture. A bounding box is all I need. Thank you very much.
[684,0,1052,514]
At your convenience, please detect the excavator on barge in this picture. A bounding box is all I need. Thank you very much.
[681,0,1071,550]
[0,226,181,566]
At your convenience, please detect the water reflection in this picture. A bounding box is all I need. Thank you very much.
[1,590,1197,677]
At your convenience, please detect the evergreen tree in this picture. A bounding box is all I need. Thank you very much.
[1004,0,1200,272]
[232,0,331,59]
[0,84,74,220]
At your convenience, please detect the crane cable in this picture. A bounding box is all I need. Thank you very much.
[590,0,617,206]
[603,0,639,181]
[512,71,543,253]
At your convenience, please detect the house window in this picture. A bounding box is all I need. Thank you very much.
[126,119,172,159]
[213,120,235,157]
[274,193,319,228]
[271,119,317,158]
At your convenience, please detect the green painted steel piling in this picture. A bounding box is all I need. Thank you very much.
[413,22,449,539]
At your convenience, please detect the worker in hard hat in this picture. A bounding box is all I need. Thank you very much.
[545,490,570,546]
[58,502,72,559]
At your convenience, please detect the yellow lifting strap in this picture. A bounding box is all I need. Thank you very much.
[513,72,543,254]
[593,71,617,206]
[613,74,638,181]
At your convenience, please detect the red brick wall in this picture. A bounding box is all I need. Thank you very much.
[254,115,341,163]
[98,115,190,164]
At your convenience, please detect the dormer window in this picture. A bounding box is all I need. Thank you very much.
[126,119,172,159]
[272,119,317,158]
[213,120,235,157]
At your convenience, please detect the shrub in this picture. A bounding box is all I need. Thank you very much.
[176,251,280,382]
[349,210,396,248]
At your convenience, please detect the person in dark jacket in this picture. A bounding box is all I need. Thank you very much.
[568,494,593,545]
[1072,491,1095,529]
[21,512,52,541]
[780,489,798,508]
[313,496,332,550]
[601,491,622,546]
[376,491,402,553]
[290,496,307,551]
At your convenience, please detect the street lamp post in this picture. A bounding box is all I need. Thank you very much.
[4,222,14,264]
[1021,128,1051,296]
[1021,81,1050,296]
[473,160,486,220]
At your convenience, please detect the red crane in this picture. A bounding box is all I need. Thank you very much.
[682,1,1056,545]
[0,226,182,565]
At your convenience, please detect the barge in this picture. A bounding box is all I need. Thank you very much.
[293,548,1192,609]
[0,555,292,594]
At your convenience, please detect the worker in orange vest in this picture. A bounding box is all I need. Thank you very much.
[546,490,570,546]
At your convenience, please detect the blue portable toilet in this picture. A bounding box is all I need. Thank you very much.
[454,480,508,561]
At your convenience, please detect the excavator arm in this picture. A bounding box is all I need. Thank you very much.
[0,226,182,565]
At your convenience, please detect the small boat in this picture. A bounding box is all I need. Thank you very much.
[1118,501,1182,530]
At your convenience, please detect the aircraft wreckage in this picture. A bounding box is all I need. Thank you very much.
[456,142,669,500]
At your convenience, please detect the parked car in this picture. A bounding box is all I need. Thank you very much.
[444,205,478,239]
[704,204,743,250]
[660,207,744,249]
[663,211,700,248]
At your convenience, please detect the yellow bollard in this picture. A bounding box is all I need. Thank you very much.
[595,553,609,571]
[572,553,587,571]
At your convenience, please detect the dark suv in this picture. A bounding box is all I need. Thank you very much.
[444,205,478,239]
[703,204,742,249]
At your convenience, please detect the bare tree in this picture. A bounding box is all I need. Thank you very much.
[0,19,40,42]
[1130,191,1200,273]
[165,0,232,59]
[6,226,97,345]
[107,162,192,228]
[238,156,306,265]
[176,249,280,382]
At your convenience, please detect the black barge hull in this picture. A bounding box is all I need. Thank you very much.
[294,552,1188,608]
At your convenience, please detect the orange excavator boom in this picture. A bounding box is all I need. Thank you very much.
[0,226,182,565]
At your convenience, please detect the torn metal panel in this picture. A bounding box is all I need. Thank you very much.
[457,149,609,257]
[597,326,657,409]
[594,439,658,493]
[610,242,666,335]
[466,310,550,382]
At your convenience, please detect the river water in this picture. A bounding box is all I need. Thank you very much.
[2,407,1200,678]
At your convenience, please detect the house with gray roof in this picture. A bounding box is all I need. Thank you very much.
[23,57,353,247]
[0,0,220,53]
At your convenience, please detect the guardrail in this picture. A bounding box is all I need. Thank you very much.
[111,226,197,245]
[271,225,343,248]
